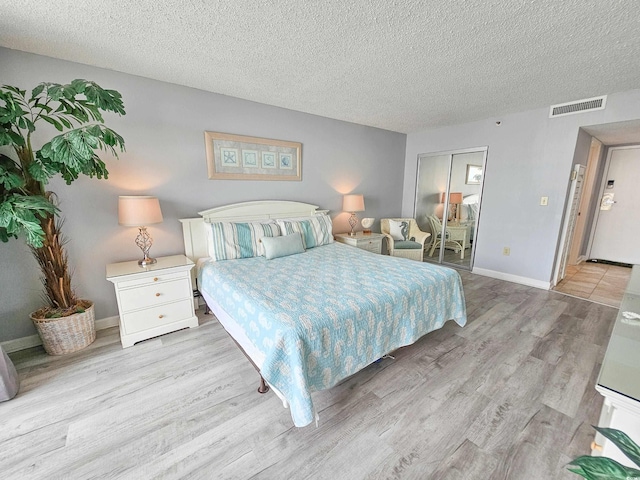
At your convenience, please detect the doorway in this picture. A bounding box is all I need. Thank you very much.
[553,122,640,307]
[414,147,487,270]
[588,145,640,264]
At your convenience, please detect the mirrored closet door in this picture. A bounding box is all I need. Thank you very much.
[414,147,487,270]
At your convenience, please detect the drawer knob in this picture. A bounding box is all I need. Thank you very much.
[591,441,602,451]
[153,277,159,282]
[158,314,164,319]
[155,293,161,297]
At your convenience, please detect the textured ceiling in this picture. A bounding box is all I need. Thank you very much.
[1,0,639,133]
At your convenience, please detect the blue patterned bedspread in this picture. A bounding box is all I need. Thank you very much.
[199,242,466,426]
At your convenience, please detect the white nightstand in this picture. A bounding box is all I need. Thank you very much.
[334,232,384,254]
[106,254,199,348]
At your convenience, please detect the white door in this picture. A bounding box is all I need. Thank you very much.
[554,164,585,286]
[589,146,640,264]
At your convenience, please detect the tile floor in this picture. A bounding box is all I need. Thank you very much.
[554,261,632,308]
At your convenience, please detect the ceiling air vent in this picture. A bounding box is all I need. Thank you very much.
[549,95,607,118]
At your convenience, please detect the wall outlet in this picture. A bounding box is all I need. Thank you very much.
[503,247,510,256]
[540,196,548,206]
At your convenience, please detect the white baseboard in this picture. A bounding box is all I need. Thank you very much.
[472,267,551,290]
[1,315,120,354]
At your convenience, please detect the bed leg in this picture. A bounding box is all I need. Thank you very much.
[258,376,270,394]
[204,302,211,315]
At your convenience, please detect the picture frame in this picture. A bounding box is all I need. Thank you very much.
[465,164,483,185]
[205,131,301,181]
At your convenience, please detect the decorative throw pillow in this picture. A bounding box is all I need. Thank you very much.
[207,221,281,260]
[261,232,305,260]
[388,219,409,241]
[277,214,333,249]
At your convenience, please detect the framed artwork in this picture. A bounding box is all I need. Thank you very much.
[262,151,277,169]
[242,150,259,168]
[466,164,483,185]
[220,147,239,167]
[205,131,302,181]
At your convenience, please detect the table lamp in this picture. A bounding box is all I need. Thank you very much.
[343,194,365,237]
[118,196,163,266]
[440,192,463,222]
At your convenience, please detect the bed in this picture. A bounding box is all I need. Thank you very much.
[180,201,467,427]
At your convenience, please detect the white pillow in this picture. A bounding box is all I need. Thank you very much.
[388,219,409,241]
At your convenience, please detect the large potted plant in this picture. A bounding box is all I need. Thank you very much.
[0,79,125,355]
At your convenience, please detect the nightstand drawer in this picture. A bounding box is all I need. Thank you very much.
[119,278,191,312]
[334,233,384,254]
[117,270,188,289]
[121,299,194,334]
[361,239,382,252]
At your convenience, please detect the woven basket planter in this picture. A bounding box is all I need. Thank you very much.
[30,301,96,356]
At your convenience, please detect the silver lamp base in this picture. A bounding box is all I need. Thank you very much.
[135,226,157,267]
[348,212,358,236]
[138,256,157,267]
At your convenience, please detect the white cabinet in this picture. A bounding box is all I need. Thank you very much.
[334,232,383,254]
[593,265,640,465]
[106,255,199,348]
[593,389,640,464]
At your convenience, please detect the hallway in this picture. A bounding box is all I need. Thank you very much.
[554,261,631,308]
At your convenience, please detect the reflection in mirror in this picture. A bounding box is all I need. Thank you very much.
[415,148,486,270]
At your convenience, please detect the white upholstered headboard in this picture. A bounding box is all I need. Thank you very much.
[179,200,327,263]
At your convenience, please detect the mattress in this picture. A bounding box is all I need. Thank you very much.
[198,242,466,426]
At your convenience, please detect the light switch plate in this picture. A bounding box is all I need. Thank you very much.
[540,196,548,206]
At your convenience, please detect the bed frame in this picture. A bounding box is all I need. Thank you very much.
[179,200,328,394]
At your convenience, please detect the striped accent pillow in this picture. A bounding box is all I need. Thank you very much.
[207,221,281,261]
[276,214,333,249]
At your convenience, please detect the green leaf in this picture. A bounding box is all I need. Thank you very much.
[594,427,640,468]
[41,115,64,131]
[0,163,24,190]
[567,455,640,479]
[29,155,58,183]
[0,130,13,146]
[58,116,72,129]
[8,130,25,147]
[10,194,57,214]
[0,94,24,124]
[0,106,13,123]
[71,79,87,94]
[46,84,64,101]
[35,102,53,114]
[24,117,36,133]
[0,194,56,247]
[0,127,25,147]
[31,84,44,99]
[0,226,15,243]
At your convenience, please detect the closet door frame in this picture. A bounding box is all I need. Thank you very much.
[414,146,487,270]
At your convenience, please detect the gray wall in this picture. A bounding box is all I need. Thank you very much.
[569,129,597,257]
[402,89,640,284]
[0,48,406,343]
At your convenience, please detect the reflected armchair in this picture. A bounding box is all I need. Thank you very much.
[381,218,431,261]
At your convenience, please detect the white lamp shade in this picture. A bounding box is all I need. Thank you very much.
[118,196,163,226]
[343,194,365,212]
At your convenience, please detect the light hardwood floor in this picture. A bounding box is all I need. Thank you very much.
[2,272,617,479]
